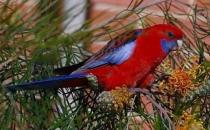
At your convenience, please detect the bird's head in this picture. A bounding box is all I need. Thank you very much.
[143,24,184,55]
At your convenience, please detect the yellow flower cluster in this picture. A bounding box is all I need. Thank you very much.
[168,69,194,96]
[159,56,203,96]
[176,112,204,130]
[110,86,134,110]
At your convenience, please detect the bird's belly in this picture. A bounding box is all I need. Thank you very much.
[88,64,150,91]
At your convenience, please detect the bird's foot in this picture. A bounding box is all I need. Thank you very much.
[86,73,99,90]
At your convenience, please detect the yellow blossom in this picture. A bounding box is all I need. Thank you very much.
[168,69,194,96]
[176,112,204,130]
[110,86,134,110]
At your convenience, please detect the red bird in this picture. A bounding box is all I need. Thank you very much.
[7,24,183,92]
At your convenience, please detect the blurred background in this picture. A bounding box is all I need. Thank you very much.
[4,0,210,52]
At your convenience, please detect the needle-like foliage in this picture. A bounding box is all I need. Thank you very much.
[0,0,210,129]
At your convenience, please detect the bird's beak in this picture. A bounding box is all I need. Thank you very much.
[171,39,183,52]
[176,39,183,48]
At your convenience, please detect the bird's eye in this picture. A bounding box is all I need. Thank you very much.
[168,32,174,39]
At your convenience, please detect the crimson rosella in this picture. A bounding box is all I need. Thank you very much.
[7,24,183,92]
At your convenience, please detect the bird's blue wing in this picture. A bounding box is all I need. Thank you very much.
[81,29,142,69]
[82,41,136,69]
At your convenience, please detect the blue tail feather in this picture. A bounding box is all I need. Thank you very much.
[7,73,88,92]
